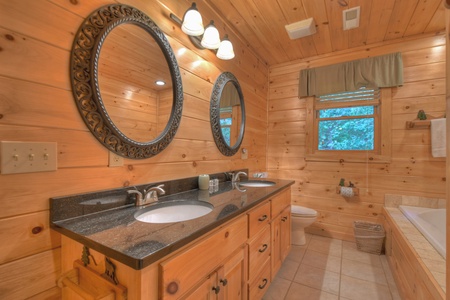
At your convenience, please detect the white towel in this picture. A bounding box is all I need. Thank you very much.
[431,118,446,158]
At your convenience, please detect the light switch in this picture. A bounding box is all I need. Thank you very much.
[1,141,57,174]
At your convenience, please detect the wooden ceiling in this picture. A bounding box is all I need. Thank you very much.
[205,0,446,66]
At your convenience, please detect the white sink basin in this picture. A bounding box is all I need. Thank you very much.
[134,200,213,224]
[239,180,276,187]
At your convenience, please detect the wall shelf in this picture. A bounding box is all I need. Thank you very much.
[406,114,437,129]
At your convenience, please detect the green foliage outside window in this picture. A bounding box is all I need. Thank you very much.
[319,106,374,118]
[318,106,375,150]
[220,118,232,145]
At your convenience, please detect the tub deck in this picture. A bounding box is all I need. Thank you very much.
[383,207,445,299]
[398,205,446,259]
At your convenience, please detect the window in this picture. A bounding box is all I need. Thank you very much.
[305,88,392,163]
[220,107,233,145]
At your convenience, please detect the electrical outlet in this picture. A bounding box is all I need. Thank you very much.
[1,141,57,174]
[108,151,123,167]
[241,148,248,160]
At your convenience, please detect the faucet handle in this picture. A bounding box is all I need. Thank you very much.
[145,184,165,195]
[127,190,143,202]
[225,172,234,181]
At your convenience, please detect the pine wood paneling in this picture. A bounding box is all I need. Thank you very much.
[0,249,61,299]
[268,34,446,241]
[0,211,60,265]
[445,5,450,295]
[207,0,444,65]
[0,1,268,298]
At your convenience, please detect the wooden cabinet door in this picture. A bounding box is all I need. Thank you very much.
[220,247,247,300]
[271,213,282,278]
[271,206,291,278]
[160,215,247,299]
[184,273,218,300]
[280,206,291,262]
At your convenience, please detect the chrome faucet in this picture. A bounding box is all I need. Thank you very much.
[232,171,247,183]
[127,184,165,206]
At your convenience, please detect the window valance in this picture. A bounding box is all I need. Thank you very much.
[299,52,403,97]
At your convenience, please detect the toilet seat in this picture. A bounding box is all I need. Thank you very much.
[291,205,317,217]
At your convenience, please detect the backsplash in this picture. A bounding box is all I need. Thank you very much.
[384,194,446,209]
[50,169,248,222]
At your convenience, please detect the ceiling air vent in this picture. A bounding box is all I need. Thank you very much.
[342,6,360,30]
[285,18,316,39]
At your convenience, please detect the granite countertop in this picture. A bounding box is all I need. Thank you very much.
[50,177,294,270]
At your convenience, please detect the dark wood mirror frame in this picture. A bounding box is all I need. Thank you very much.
[70,4,183,159]
[210,72,246,156]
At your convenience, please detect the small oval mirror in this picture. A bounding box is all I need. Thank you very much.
[210,72,245,156]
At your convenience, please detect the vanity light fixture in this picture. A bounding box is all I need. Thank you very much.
[201,21,221,49]
[169,2,235,60]
[216,35,235,60]
[181,3,204,36]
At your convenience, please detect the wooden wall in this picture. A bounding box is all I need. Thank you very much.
[268,33,447,241]
[0,0,268,298]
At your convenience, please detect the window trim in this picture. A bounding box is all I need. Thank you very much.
[305,88,392,163]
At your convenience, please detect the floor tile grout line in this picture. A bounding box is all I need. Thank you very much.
[282,280,293,300]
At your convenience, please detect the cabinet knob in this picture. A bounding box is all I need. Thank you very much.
[220,278,228,286]
[258,214,268,222]
[281,216,288,222]
[212,285,221,294]
[166,282,179,295]
[258,244,268,253]
[258,278,268,289]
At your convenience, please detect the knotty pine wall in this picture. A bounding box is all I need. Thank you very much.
[268,33,447,241]
[0,0,268,298]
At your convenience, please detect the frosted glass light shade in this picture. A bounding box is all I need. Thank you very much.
[216,36,235,60]
[181,3,204,36]
[201,21,221,49]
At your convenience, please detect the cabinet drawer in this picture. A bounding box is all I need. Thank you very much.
[248,224,271,281]
[248,201,271,238]
[248,259,271,300]
[160,215,248,299]
[271,188,291,218]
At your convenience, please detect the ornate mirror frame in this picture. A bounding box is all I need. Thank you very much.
[210,72,246,156]
[70,4,183,159]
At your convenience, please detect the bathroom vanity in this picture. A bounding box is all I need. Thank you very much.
[51,176,294,299]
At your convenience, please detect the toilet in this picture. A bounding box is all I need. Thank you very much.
[291,205,318,245]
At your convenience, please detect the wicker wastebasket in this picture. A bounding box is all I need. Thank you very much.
[353,221,385,255]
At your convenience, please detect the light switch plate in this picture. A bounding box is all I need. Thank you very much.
[1,141,57,174]
[241,148,248,160]
[108,151,124,167]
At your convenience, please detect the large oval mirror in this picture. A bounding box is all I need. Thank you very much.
[210,72,245,156]
[70,5,183,159]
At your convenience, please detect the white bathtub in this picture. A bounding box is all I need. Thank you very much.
[398,205,446,258]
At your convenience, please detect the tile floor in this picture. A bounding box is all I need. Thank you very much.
[263,234,402,300]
